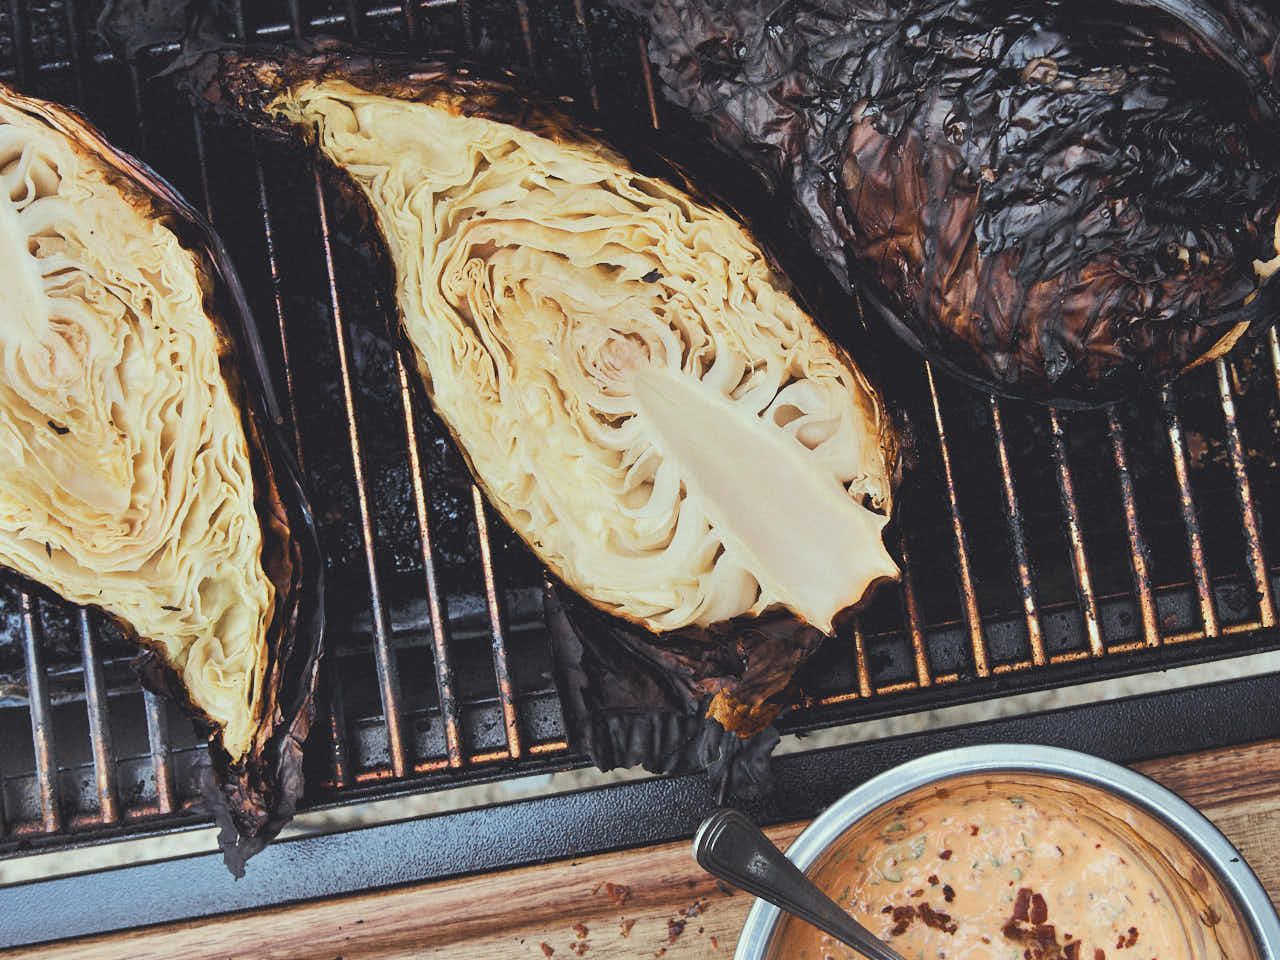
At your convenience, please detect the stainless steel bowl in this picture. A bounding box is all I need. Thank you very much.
[735,744,1280,959]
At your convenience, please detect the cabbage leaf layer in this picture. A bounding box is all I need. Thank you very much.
[0,94,273,761]
[273,80,897,633]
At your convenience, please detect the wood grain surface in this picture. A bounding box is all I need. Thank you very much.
[12,740,1280,960]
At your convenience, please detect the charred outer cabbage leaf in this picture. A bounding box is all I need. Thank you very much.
[0,84,322,871]
[189,47,898,642]
[618,0,1280,404]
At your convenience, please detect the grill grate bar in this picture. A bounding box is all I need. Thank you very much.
[637,33,660,130]
[925,364,988,676]
[400,0,420,41]
[1107,411,1160,647]
[896,538,932,688]
[851,618,873,698]
[20,593,60,833]
[1216,359,1277,628]
[989,398,1045,665]
[1161,388,1217,637]
[397,358,465,767]
[514,0,536,71]
[571,0,601,111]
[472,489,522,759]
[59,0,88,105]
[143,692,176,815]
[5,0,30,87]
[1048,410,1105,657]
[313,171,410,778]
[77,611,120,823]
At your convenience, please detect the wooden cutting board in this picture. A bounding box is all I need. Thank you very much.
[14,740,1280,960]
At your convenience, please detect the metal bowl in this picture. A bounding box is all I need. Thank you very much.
[735,744,1280,959]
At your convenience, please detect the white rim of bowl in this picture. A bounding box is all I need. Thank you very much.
[733,744,1280,959]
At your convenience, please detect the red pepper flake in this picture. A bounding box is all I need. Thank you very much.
[890,904,917,937]
[909,888,925,898]
[940,849,953,860]
[1115,926,1139,949]
[540,945,555,958]
[573,923,589,940]
[684,899,707,919]
[928,874,939,885]
[1030,893,1048,925]
[942,884,955,903]
[969,825,980,836]
[667,919,686,944]
[710,935,720,950]
[1013,888,1032,922]
[619,919,636,938]
[569,944,589,957]
[919,902,958,935]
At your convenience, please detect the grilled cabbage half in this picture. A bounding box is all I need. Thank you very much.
[0,84,321,865]
[619,0,1280,405]
[193,49,898,638]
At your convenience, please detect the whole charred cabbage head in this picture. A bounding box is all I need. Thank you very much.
[618,0,1280,405]
[0,83,322,872]
[178,46,900,773]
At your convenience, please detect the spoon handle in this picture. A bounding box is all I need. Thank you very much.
[694,809,906,960]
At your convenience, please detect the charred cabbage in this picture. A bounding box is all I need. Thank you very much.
[193,50,898,637]
[619,0,1280,404]
[0,84,321,867]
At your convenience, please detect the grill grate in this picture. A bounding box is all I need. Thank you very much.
[1,0,1278,859]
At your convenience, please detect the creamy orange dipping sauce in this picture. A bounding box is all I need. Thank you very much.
[769,780,1250,960]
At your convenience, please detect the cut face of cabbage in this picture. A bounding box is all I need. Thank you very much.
[271,79,897,633]
[0,90,273,761]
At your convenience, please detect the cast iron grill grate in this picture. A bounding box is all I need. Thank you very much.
[0,0,1277,858]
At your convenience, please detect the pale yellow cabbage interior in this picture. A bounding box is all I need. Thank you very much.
[275,80,897,633]
[0,97,273,760]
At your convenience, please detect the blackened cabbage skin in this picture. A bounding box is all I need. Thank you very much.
[619,0,1280,405]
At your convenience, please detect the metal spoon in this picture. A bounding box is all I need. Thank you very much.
[694,808,906,960]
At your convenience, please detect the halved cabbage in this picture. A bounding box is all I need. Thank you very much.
[257,67,897,634]
[0,83,315,796]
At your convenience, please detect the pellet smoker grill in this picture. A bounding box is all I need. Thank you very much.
[1,0,1279,947]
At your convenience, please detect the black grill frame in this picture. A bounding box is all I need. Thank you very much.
[0,0,1279,944]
